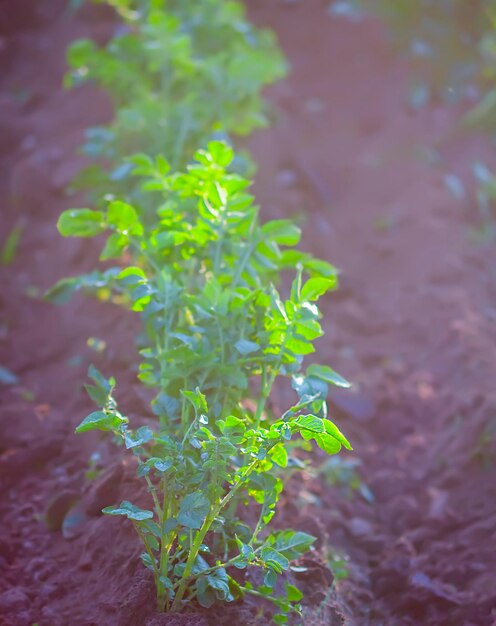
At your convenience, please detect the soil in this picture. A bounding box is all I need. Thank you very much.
[1,1,496,625]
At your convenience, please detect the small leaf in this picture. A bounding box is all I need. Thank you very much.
[218,415,245,436]
[159,576,175,598]
[315,432,342,455]
[149,457,173,472]
[181,388,208,415]
[264,568,278,588]
[107,200,141,234]
[307,364,351,388]
[57,209,106,237]
[141,552,155,570]
[100,233,128,260]
[300,277,334,301]
[270,443,288,468]
[1,223,23,265]
[103,500,153,521]
[273,530,316,559]
[323,419,352,450]
[75,410,126,434]
[177,492,210,529]
[261,220,301,246]
[236,537,255,562]
[124,426,154,449]
[117,266,147,285]
[286,583,303,602]
[261,547,289,572]
[164,518,178,533]
[234,339,260,355]
[207,140,234,166]
[296,414,324,433]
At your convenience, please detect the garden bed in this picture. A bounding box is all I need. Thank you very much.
[1,2,495,625]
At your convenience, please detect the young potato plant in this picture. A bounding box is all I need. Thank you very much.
[53,142,352,620]
[66,0,286,208]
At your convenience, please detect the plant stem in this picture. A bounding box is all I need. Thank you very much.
[170,460,259,611]
[170,512,215,611]
[249,503,266,547]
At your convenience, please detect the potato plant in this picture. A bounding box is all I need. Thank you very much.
[66,0,286,207]
[53,142,352,620]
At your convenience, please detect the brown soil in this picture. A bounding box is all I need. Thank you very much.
[1,2,496,625]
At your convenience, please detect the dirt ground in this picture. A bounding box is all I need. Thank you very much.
[1,1,496,625]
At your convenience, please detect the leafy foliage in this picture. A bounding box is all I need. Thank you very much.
[77,369,350,617]
[66,0,287,207]
[54,143,344,436]
[56,143,352,619]
[53,0,352,619]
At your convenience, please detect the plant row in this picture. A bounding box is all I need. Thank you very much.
[51,1,352,621]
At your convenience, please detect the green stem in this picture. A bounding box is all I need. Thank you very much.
[145,475,162,518]
[171,108,191,171]
[231,240,256,288]
[249,503,267,547]
[171,460,259,611]
[254,364,269,430]
[135,524,161,609]
[170,513,215,611]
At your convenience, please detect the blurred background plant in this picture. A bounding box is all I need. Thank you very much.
[330,1,496,239]
[66,0,286,212]
[330,1,496,119]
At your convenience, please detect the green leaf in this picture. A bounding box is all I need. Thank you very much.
[234,339,260,355]
[292,374,328,401]
[181,388,208,415]
[261,220,301,246]
[270,443,288,468]
[148,457,173,473]
[314,432,342,455]
[307,364,351,389]
[197,568,232,607]
[286,584,303,602]
[75,410,125,434]
[57,209,106,237]
[236,537,255,562]
[117,266,147,284]
[324,419,353,450]
[85,364,115,405]
[164,518,178,533]
[103,501,154,521]
[44,277,80,304]
[260,547,289,572]
[45,269,119,304]
[303,257,339,278]
[107,200,142,234]
[264,568,278,588]
[296,414,324,433]
[218,415,245,436]
[300,277,334,301]
[273,530,316,559]
[196,583,216,609]
[177,492,210,529]
[1,223,23,265]
[141,552,155,570]
[100,233,128,260]
[66,38,94,68]
[124,426,154,449]
[207,140,234,166]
